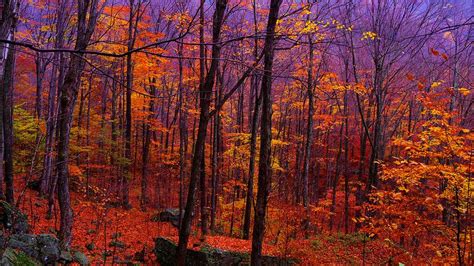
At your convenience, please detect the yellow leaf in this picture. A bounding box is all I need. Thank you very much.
[458,87,470,96]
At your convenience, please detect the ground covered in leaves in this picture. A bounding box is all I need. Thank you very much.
[16,182,416,265]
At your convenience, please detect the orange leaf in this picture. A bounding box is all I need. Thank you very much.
[417,82,424,91]
[430,48,440,56]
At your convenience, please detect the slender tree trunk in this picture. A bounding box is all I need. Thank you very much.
[330,119,344,232]
[243,0,260,239]
[177,41,187,227]
[141,85,154,210]
[85,85,91,196]
[302,34,314,237]
[55,0,100,249]
[243,74,260,240]
[199,145,208,237]
[41,0,67,196]
[35,53,47,120]
[2,35,15,204]
[343,90,350,234]
[0,0,19,202]
[251,0,282,264]
[176,1,227,264]
[123,0,135,208]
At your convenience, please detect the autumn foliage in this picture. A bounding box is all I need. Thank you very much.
[0,0,472,265]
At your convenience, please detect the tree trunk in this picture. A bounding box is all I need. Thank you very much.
[302,34,314,237]
[55,0,100,249]
[243,73,260,240]
[2,35,15,204]
[243,0,260,240]
[176,1,227,264]
[250,0,282,264]
[141,84,154,210]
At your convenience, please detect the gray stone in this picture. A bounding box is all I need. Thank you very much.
[109,240,126,249]
[0,201,29,234]
[152,209,183,228]
[153,237,296,266]
[59,251,73,262]
[7,234,39,259]
[36,234,60,264]
[1,247,40,266]
[73,250,89,265]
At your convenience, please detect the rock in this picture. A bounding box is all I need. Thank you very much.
[59,251,73,262]
[1,247,40,266]
[133,247,146,262]
[153,237,296,266]
[7,234,39,259]
[152,209,182,228]
[0,201,29,234]
[73,250,89,265]
[6,234,62,265]
[86,242,95,251]
[36,234,60,264]
[0,201,86,266]
[109,240,126,249]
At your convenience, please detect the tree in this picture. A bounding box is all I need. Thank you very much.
[251,0,282,264]
[55,0,101,249]
[0,0,19,203]
[176,1,228,263]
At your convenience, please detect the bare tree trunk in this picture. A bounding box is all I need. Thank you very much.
[210,86,220,231]
[124,0,135,208]
[0,0,18,204]
[176,1,227,264]
[141,82,154,210]
[35,53,47,120]
[2,34,15,204]
[55,0,100,249]
[243,0,260,240]
[243,73,260,240]
[251,0,282,264]
[330,119,344,232]
[85,84,91,196]
[197,0,208,238]
[302,34,314,237]
[199,145,208,237]
[178,43,187,228]
[343,90,350,234]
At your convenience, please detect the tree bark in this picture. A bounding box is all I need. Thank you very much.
[55,0,100,249]
[302,34,314,237]
[250,0,282,264]
[176,1,227,264]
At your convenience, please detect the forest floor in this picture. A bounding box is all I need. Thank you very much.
[15,180,411,265]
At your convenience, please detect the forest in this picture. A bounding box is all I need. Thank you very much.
[0,0,472,265]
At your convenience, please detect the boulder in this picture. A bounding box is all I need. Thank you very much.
[153,237,296,266]
[152,209,183,228]
[0,201,29,234]
[0,201,88,265]
[7,234,39,259]
[1,247,40,266]
[73,250,89,265]
[36,234,60,264]
[59,250,73,262]
[6,233,62,264]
